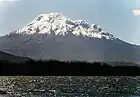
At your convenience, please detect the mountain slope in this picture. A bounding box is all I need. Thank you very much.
[0,13,140,64]
[0,51,31,62]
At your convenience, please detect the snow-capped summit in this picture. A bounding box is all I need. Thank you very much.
[0,13,140,64]
[15,13,116,40]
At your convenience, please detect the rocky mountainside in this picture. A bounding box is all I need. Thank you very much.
[0,13,139,64]
[0,51,31,62]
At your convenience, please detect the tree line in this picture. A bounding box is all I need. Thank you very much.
[0,60,139,75]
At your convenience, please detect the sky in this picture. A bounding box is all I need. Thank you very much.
[0,0,140,44]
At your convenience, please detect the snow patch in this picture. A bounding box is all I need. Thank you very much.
[16,13,116,40]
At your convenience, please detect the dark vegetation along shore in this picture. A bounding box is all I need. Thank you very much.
[0,60,140,75]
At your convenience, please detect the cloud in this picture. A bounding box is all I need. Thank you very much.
[0,0,21,2]
[0,0,21,4]
[132,9,140,16]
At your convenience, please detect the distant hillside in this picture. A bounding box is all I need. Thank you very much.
[102,61,140,67]
[0,51,31,63]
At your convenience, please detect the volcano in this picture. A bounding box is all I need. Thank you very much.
[0,13,139,64]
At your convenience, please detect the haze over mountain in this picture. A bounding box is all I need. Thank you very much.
[0,13,139,64]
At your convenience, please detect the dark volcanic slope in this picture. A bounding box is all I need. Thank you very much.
[0,50,31,62]
[0,33,140,64]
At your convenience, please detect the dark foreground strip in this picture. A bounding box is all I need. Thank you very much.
[0,60,139,76]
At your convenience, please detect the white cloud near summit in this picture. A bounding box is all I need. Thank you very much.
[132,9,140,16]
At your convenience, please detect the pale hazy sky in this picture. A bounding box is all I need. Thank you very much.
[0,0,140,44]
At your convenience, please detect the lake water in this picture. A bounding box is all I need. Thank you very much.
[0,92,139,97]
[0,76,140,97]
